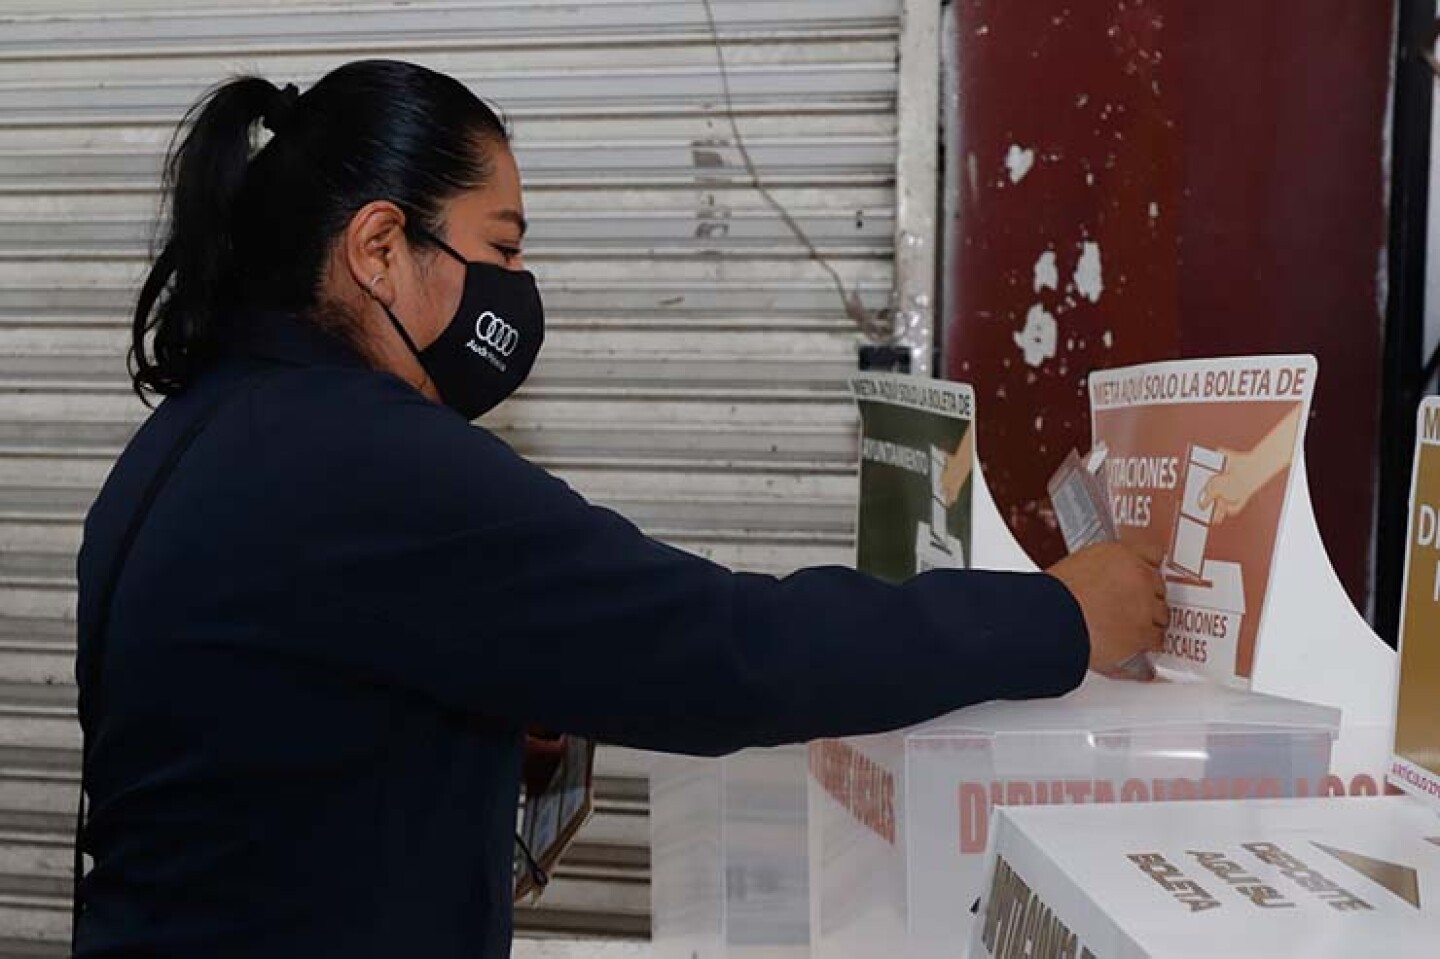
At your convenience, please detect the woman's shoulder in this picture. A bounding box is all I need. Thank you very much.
[241,362,576,521]
[245,361,492,442]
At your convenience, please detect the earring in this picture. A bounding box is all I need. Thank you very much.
[369,273,384,293]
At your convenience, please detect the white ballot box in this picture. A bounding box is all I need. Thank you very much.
[651,746,809,959]
[809,675,1341,959]
[969,795,1440,959]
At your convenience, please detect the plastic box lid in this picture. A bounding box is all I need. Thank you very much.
[905,672,1341,740]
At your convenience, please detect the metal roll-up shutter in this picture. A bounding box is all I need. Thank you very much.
[0,0,902,952]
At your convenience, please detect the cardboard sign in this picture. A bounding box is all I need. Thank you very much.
[1391,397,1440,811]
[969,796,1440,959]
[850,375,976,580]
[1089,356,1316,685]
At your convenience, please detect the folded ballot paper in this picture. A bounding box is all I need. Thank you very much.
[1047,443,1155,682]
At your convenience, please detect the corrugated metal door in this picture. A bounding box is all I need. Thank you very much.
[0,0,900,952]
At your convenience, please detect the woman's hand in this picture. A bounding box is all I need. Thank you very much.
[1048,542,1167,672]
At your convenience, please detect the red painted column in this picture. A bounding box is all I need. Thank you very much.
[946,0,1391,606]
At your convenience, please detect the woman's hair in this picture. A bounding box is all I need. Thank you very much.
[130,59,509,398]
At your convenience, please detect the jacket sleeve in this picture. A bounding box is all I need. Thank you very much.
[277,378,1091,756]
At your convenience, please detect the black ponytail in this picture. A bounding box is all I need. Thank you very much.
[130,61,510,399]
[131,77,276,397]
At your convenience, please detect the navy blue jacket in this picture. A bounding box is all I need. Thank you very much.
[74,311,1088,958]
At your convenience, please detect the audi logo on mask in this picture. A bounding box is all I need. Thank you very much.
[473,312,519,356]
[465,311,519,371]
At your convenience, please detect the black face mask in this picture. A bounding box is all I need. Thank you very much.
[379,231,544,420]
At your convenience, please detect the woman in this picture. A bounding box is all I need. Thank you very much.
[74,60,1165,958]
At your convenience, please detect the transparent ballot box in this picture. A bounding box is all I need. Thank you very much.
[808,675,1341,959]
[651,745,810,959]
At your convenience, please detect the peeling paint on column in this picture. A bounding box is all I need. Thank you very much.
[1074,242,1104,302]
[1033,250,1059,293]
[1014,304,1058,367]
[1005,144,1036,184]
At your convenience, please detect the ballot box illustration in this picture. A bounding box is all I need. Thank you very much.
[651,746,810,959]
[914,445,967,572]
[1164,560,1247,675]
[808,676,1339,959]
[1159,445,1249,675]
[968,795,1440,959]
[1169,444,1225,580]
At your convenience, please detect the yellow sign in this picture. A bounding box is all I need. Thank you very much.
[1391,398,1440,810]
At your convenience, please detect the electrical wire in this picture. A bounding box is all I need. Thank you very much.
[698,0,892,342]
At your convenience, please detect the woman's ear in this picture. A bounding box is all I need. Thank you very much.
[342,201,408,305]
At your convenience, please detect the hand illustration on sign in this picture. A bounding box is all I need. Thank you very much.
[941,429,976,508]
[921,429,975,572]
[1198,406,1302,525]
